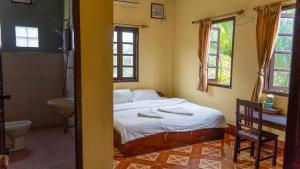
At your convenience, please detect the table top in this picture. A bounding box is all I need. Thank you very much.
[240,111,287,131]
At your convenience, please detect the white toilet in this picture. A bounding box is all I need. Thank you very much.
[5,121,32,151]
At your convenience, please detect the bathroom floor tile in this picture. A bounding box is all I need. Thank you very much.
[8,126,76,169]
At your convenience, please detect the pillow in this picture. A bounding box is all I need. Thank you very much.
[132,89,161,101]
[113,89,133,104]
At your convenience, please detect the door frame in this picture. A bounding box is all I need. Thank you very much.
[0,20,6,155]
[284,0,300,168]
[0,0,83,169]
[0,52,5,155]
[73,0,83,168]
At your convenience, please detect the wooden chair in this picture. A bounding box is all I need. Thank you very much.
[233,99,278,169]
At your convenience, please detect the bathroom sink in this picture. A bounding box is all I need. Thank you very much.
[47,97,75,117]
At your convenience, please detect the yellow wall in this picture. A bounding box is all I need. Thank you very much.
[172,0,292,140]
[113,0,174,96]
[78,1,293,167]
[80,0,113,168]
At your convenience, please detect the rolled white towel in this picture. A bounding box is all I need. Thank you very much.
[157,107,193,116]
[137,110,163,119]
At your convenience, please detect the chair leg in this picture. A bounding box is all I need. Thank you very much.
[250,142,255,157]
[272,139,278,166]
[255,142,261,169]
[233,136,239,162]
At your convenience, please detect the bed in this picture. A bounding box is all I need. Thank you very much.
[113,89,227,157]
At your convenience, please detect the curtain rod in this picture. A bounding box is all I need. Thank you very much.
[113,0,139,5]
[253,0,295,10]
[192,10,244,24]
[114,23,149,29]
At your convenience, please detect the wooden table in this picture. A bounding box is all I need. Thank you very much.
[240,111,287,131]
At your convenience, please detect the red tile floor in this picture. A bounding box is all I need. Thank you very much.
[114,134,284,169]
[8,126,76,169]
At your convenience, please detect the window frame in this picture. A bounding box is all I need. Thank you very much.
[207,27,221,81]
[264,4,296,97]
[207,16,236,89]
[15,26,39,48]
[113,26,139,83]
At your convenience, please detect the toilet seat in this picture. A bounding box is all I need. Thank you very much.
[5,121,32,132]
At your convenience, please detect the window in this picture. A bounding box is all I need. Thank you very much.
[113,27,139,82]
[15,26,39,48]
[207,17,235,88]
[265,6,296,95]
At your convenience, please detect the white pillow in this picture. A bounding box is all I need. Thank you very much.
[113,89,133,104]
[132,89,161,101]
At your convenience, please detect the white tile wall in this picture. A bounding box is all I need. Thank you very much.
[2,52,65,127]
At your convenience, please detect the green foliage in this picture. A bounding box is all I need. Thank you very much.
[213,21,234,56]
[274,54,291,69]
[273,71,290,87]
[208,8,296,87]
[271,8,296,88]
[209,20,234,85]
[275,36,293,51]
[218,54,231,85]
[279,18,294,33]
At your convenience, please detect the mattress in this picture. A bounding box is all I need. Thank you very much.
[114,98,227,144]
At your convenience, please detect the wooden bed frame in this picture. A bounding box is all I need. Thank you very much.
[114,128,225,157]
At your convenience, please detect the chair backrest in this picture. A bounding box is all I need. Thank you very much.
[236,98,263,133]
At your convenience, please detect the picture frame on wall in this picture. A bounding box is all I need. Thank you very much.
[11,0,33,5]
[151,3,165,19]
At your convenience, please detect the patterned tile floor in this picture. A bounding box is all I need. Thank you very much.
[114,134,284,169]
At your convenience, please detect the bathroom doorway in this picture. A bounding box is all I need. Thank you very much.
[0,0,82,168]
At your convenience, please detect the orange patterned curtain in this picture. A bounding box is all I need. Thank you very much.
[198,19,212,92]
[251,4,281,102]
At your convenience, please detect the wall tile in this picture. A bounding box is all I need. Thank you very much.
[29,92,42,103]
[28,54,40,66]
[15,79,30,92]
[2,52,65,127]
[1,53,16,66]
[15,66,30,79]
[29,79,41,92]
[40,66,54,78]
[39,53,53,66]
[3,78,17,93]
[15,53,30,66]
[2,66,17,80]
[51,54,64,66]
[18,104,30,120]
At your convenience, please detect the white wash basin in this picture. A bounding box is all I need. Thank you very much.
[47,97,75,117]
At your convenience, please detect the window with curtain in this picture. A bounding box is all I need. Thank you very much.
[265,6,296,95]
[113,27,139,82]
[207,17,235,88]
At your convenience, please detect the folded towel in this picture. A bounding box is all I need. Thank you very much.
[137,110,163,119]
[157,107,193,116]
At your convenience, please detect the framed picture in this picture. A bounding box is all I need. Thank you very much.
[151,3,165,19]
[11,0,33,5]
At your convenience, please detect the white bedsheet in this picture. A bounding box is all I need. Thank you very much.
[114,98,227,144]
